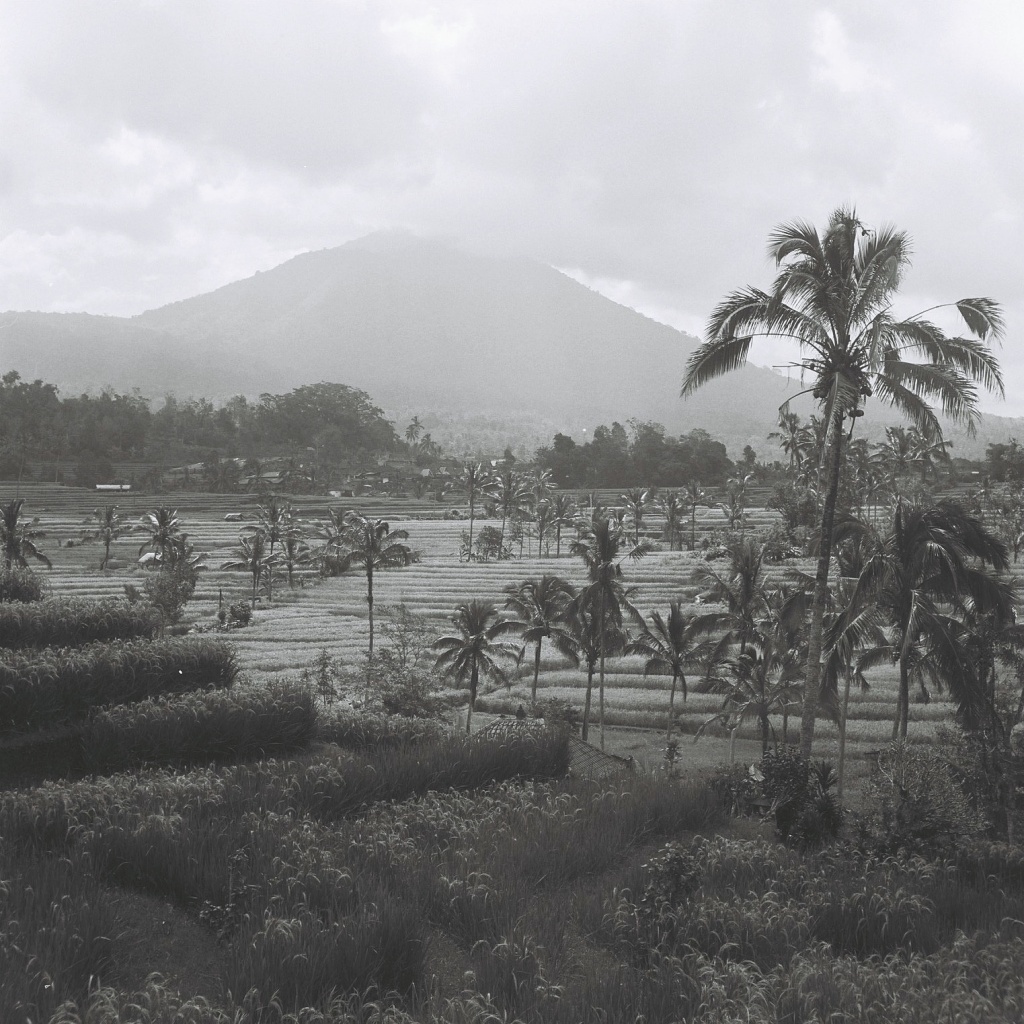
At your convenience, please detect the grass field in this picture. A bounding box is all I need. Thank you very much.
[5,482,977,778]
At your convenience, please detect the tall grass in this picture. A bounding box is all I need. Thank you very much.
[0,636,238,734]
[0,597,160,649]
[0,567,44,603]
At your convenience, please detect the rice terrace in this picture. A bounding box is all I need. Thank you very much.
[4,205,1024,1024]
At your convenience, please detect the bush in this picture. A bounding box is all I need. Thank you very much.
[709,762,762,816]
[0,567,43,603]
[0,597,160,649]
[228,600,252,627]
[0,636,237,734]
[143,561,200,624]
[760,750,844,848]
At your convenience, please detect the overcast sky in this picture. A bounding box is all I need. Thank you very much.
[1,1,1022,411]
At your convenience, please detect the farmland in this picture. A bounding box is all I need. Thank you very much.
[10,483,967,774]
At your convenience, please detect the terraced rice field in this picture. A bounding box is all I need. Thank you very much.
[9,483,975,774]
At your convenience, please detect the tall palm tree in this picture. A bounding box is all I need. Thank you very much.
[620,487,651,545]
[694,537,771,657]
[571,515,649,749]
[405,416,423,446]
[769,410,805,473]
[244,495,293,601]
[222,532,276,605]
[1,499,51,569]
[532,499,555,558]
[433,600,520,733]
[550,493,577,557]
[658,490,685,551]
[683,480,707,551]
[565,597,626,743]
[93,504,128,570]
[851,499,1014,739]
[501,574,579,702]
[492,469,532,560]
[681,206,1005,757]
[137,507,184,565]
[336,512,413,660]
[627,602,721,742]
[461,462,492,562]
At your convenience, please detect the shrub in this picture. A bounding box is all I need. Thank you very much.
[760,750,844,848]
[709,762,762,816]
[228,600,252,627]
[143,561,199,624]
[0,636,237,734]
[0,597,160,649]
[0,567,43,603]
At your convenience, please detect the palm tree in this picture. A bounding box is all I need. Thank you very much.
[137,507,184,565]
[620,487,651,545]
[532,499,556,558]
[627,602,721,742]
[405,416,423,445]
[279,528,311,589]
[222,532,276,605]
[683,480,707,551]
[461,462,492,562]
[501,575,579,702]
[93,504,129,570]
[244,495,294,600]
[565,597,626,743]
[336,512,413,660]
[658,490,685,551]
[571,515,649,748]
[694,538,771,657]
[550,493,577,557]
[433,600,520,733]
[682,205,1005,757]
[1,499,51,569]
[851,499,1014,739]
[492,469,531,559]
[769,411,805,473]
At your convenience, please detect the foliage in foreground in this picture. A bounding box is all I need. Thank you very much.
[0,681,317,780]
[0,636,238,734]
[0,567,44,604]
[0,597,160,650]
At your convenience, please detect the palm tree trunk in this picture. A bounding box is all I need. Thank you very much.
[556,524,562,558]
[837,671,852,801]
[582,663,595,742]
[799,412,846,759]
[367,565,375,660]
[599,590,607,751]
[499,513,507,560]
[666,670,679,743]
[532,640,542,703]
[467,663,477,734]
[761,711,770,754]
[729,725,737,764]
[896,656,910,739]
[691,509,697,551]
[467,492,475,562]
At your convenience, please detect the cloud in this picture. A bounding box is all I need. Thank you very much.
[0,0,1020,409]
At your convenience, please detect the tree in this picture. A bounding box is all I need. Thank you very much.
[461,462,492,562]
[658,490,685,551]
[136,507,184,565]
[92,504,129,570]
[433,600,519,733]
[243,495,294,601]
[222,532,276,605]
[492,469,531,559]
[335,513,413,660]
[405,416,423,445]
[565,597,625,743]
[571,515,649,748]
[683,480,707,551]
[682,205,1004,757]
[627,601,720,742]
[851,499,1014,739]
[501,575,578,702]
[550,493,577,557]
[620,487,652,545]
[694,538,771,656]
[769,410,805,473]
[1,499,51,569]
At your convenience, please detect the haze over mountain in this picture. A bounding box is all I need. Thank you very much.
[1,232,1019,459]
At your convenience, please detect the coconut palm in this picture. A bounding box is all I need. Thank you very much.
[335,512,413,659]
[531,499,555,558]
[658,490,685,551]
[769,410,805,473]
[683,480,707,551]
[433,600,520,733]
[620,487,652,545]
[681,205,1005,756]
[405,416,423,446]
[222,532,276,605]
[137,507,184,565]
[565,597,626,743]
[92,504,129,570]
[694,538,771,656]
[501,574,579,702]
[851,499,1014,739]
[627,601,722,742]
[1,499,51,569]
[571,515,649,748]
[492,469,532,559]
[461,462,492,562]
[244,495,295,600]
[550,493,577,558]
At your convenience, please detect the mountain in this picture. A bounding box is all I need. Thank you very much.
[1,231,1020,458]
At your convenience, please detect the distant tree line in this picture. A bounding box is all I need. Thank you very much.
[535,420,734,489]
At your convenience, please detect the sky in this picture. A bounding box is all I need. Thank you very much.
[1,0,1022,411]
